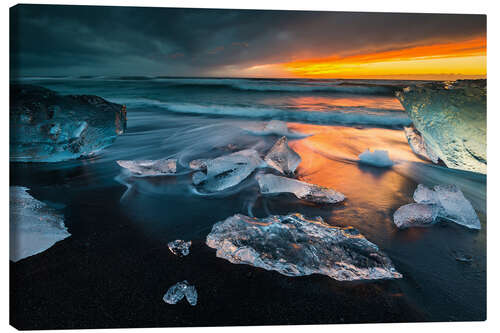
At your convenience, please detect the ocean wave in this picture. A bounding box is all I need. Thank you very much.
[119,99,411,127]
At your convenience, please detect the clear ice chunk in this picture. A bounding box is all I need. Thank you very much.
[264,136,301,175]
[393,203,440,229]
[10,186,71,262]
[193,149,265,192]
[404,125,440,163]
[256,174,345,204]
[413,184,481,229]
[163,280,198,306]
[189,159,208,171]
[358,149,394,167]
[168,239,192,257]
[10,84,127,162]
[206,213,402,281]
[117,159,177,177]
[247,120,310,139]
[396,80,486,173]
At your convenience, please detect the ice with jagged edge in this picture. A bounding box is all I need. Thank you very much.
[117,158,177,176]
[256,174,345,204]
[264,136,301,175]
[393,203,441,229]
[192,149,266,192]
[10,186,71,262]
[206,213,402,281]
[358,149,394,167]
[163,280,198,306]
[404,125,439,163]
[396,80,486,174]
[168,240,192,257]
[246,120,310,139]
[413,184,481,229]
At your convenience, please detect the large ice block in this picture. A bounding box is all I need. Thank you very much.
[256,174,345,204]
[264,136,301,175]
[116,159,177,176]
[193,149,265,192]
[206,213,402,281]
[10,186,71,262]
[396,80,486,173]
[10,84,127,162]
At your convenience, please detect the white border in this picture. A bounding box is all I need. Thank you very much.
[1,1,497,332]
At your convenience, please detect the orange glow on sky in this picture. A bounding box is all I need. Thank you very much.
[240,36,486,80]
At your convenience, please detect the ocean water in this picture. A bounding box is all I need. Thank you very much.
[10,77,486,329]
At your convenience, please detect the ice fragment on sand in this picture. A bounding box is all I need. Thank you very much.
[168,240,192,257]
[117,158,177,176]
[193,149,265,192]
[393,203,440,229]
[256,174,344,204]
[358,149,394,167]
[413,184,481,229]
[404,125,440,163]
[264,136,301,175]
[10,186,70,262]
[206,213,401,281]
[163,280,198,306]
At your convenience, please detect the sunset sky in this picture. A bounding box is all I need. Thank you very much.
[10,5,486,80]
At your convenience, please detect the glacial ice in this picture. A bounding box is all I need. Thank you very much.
[256,174,345,204]
[358,149,394,167]
[10,84,127,162]
[10,186,71,262]
[189,159,208,171]
[413,184,481,230]
[393,203,440,229]
[396,80,486,174]
[192,149,265,192]
[264,136,301,175]
[168,239,192,257]
[163,280,198,306]
[206,213,402,281]
[403,125,440,163]
[117,159,177,176]
[247,120,310,139]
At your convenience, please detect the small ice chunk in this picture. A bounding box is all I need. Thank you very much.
[247,120,310,139]
[404,126,440,163]
[206,213,401,281]
[189,159,208,171]
[413,184,481,229]
[10,186,71,262]
[117,158,177,176]
[193,149,265,192]
[264,136,301,175]
[256,174,345,204]
[393,203,440,229]
[168,239,192,257]
[358,149,394,168]
[163,280,198,306]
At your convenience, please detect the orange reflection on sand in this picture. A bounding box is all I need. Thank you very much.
[265,96,404,112]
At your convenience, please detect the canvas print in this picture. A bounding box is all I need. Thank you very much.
[9,4,486,329]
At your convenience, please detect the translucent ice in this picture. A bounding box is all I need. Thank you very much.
[117,159,177,176]
[358,149,394,167]
[413,184,481,229]
[256,174,345,204]
[168,239,192,257]
[193,149,265,192]
[163,280,198,306]
[247,120,310,139]
[403,125,440,163]
[10,186,70,262]
[10,84,127,162]
[206,213,402,281]
[396,80,486,173]
[189,159,208,171]
[264,136,301,175]
[393,203,440,229]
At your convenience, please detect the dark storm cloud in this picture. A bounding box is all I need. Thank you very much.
[10,4,486,76]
